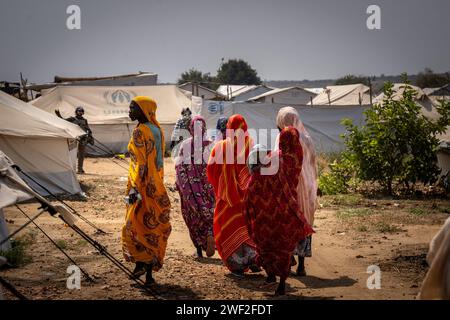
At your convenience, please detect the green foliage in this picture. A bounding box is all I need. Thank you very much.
[415,68,450,89]
[55,239,68,250]
[375,222,402,233]
[0,238,32,268]
[177,68,217,90]
[342,77,450,195]
[318,154,359,195]
[356,225,368,232]
[335,74,369,86]
[337,208,373,219]
[216,59,261,85]
[410,208,428,216]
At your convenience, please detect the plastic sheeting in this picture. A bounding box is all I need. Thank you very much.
[0,136,81,195]
[0,151,33,251]
[0,91,85,139]
[85,123,174,156]
[310,84,372,106]
[199,100,367,153]
[30,85,191,125]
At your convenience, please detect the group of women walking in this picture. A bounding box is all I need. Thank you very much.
[121,96,318,296]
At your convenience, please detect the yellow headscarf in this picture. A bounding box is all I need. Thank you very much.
[133,96,160,127]
[132,96,165,167]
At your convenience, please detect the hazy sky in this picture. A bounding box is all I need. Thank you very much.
[1,0,449,84]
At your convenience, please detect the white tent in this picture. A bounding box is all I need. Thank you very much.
[373,83,439,120]
[310,84,372,106]
[199,100,367,153]
[0,91,84,195]
[425,84,450,107]
[0,151,34,252]
[437,128,450,178]
[248,87,317,105]
[216,85,272,101]
[179,82,226,100]
[30,85,192,155]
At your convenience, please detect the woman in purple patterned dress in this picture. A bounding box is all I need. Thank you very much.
[175,116,216,258]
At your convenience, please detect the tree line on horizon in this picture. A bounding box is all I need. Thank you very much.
[177,59,450,90]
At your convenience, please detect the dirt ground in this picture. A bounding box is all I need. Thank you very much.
[1,157,449,300]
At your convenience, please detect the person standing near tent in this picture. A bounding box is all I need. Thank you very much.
[207,114,259,277]
[121,96,171,287]
[175,115,216,258]
[274,107,319,276]
[244,128,314,295]
[170,107,192,151]
[55,106,94,174]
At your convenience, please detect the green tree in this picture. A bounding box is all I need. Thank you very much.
[341,77,450,194]
[177,68,217,89]
[415,68,450,89]
[216,59,261,85]
[335,74,369,86]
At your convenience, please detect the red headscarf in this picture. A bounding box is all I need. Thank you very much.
[208,114,253,206]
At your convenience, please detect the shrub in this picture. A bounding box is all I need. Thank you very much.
[341,77,450,195]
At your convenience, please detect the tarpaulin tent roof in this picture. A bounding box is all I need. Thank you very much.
[0,91,85,139]
[216,85,272,100]
[373,83,426,103]
[248,86,317,105]
[0,91,83,195]
[30,85,191,125]
[310,84,372,106]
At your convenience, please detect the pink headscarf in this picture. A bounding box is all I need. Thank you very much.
[274,107,318,225]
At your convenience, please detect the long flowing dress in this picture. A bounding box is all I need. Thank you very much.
[275,107,318,257]
[207,114,257,273]
[122,96,172,271]
[245,127,314,279]
[175,116,215,251]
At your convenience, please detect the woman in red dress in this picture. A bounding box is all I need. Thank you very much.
[244,127,314,295]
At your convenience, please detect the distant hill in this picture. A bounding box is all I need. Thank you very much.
[263,72,449,95]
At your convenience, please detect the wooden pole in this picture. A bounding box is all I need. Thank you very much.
[368,77,373,106]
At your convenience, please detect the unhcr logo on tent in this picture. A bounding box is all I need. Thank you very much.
[104,90,137,106]
[207,102,225,115]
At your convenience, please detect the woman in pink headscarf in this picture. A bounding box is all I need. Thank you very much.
[274,106,319,276]
[175,116,216,258]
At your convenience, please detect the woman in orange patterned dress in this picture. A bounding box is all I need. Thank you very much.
[121,96,172,287]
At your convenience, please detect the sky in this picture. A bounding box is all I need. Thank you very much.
[1,0,449,84]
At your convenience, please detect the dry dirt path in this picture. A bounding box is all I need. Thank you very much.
[1,158,447,300]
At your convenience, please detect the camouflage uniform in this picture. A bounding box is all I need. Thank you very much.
[65,116,93,172]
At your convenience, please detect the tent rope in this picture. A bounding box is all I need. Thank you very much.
[14,205,95,283]
[12,165,107,235]
[0,276,28,300]
[3,183,163,300]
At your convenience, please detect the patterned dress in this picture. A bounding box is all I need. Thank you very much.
[245,127,314,278]
[207,114,258,273]
[175,116,215,250]
[121,96,171,271]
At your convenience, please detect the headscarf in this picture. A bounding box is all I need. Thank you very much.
[189,115,211,159]
[226,114,252,165]
[275,106,318,225]
[133,96,164,169]
[208,114,253,206]
[244,127,313,277]
[190,115,207,140]
[216,117,229,138]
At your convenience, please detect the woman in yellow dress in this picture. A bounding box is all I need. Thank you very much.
[121,96,171,286]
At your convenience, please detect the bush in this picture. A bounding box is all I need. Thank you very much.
[341,77,450,195]
[318,153,359,195]
[0,238,32,268]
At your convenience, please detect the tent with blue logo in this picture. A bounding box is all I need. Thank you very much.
[30,85,191,155]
